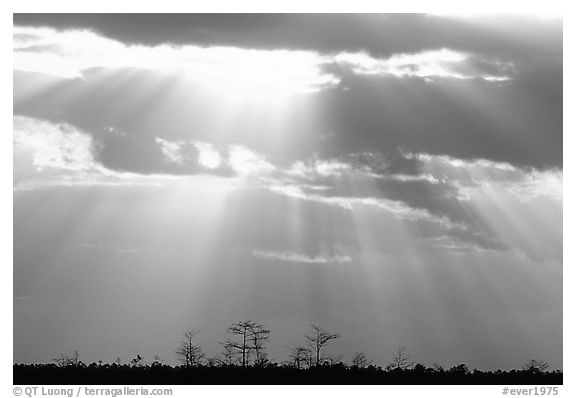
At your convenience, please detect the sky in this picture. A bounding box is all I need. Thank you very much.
[13,13,562,370]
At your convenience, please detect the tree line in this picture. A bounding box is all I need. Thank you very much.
[13,320,561,385]
[176,322,344,369]
[171,320,550,373]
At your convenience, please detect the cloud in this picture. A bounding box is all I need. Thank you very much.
[13,26,340,93]
[13,116,284,189]
[12,116,163,191]
[261,149,561,254]
[14,115,103,172]
[10,117,472,236]
[413,152,563,201]
[153,138,277,177]
[14,20,561,171]
[13,26,517,90]
[94,131,243,178]
[195,142,222,169]
[268,182,462,233]
[156,138,223,171]
[252,249,352,264]
[154,139,278,176]
[228,145,277,176]
[12,17,561,254]
[335,49,513,81]
[316,62,561,169]
[15,114,560,242]
[424,236,501,254]
[155,137,189,164]
[13,116,236,190]
[13,14,561,60]
[286,159,353,179]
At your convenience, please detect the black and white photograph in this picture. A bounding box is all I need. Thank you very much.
[11,10,564,389]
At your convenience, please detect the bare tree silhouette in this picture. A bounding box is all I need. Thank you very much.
[305,324,340,367]
[227,320,259,367]
[248,323,270,367]
[388,346,414,370]
[352,352,373,368]
[288,346,311,369]
[175,330,205,367]
[219,339,238,366]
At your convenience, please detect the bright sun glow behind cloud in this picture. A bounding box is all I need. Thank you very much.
[196,143,221,169]
[13,26,339,94]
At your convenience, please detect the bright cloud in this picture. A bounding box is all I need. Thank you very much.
[13,26,339,93]
[195,143,222,169]
[252,250,352,264]
[155,137,278,176]
[156,137,222,170]
[13,117,203,190]
[314,160,352,177]
[286,159,353,179]
[156,138,187,164]
[14,116,102,172]
[228,145,276,176]
[413,152,563,202]
[268,183,462,232]
[335,49,513,81]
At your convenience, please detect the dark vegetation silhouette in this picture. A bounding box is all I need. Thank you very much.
[13,322,562,385]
